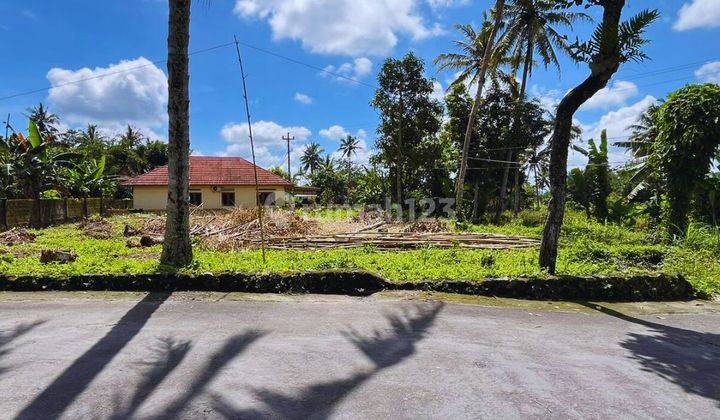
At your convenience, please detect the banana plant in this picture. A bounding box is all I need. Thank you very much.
[63,155,117,198]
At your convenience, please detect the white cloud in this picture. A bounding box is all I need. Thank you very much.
[580,80,638,110]
[46,57,168,138]
[220,120,311,170]
[572,96,658,168]
[234,0,442,56]
[319,125,350,140]
[294,92,314,105]
[674,0,720,31]
[323,57,373,83]
[695,61,720,83]
[426,0,469,9]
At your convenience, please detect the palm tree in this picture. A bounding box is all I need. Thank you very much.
[301,142,323,175]
[25,103,59,138]
[338,135,361,170]
[161,0,193,266]
[118,125,145,148]
[501,0,588,216]
[434,0,507,218]
[615,102,660,201]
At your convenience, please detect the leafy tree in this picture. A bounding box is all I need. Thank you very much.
[371,52,444,204]
[300,142,323,175]
[434,1,507,215]
[350,165,388,205]
[585,130,611,221]
[566,168,589,214]
[3,121,77,226]
[539,1,658,273]
[310,156,348,205]
[652,83,720,237]
[502,0,588,214]
[162,0,193,266]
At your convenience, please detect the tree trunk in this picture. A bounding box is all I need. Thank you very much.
[494,149,513,223]
[454,0,505,218]
[540,2,626,274]
[472,178,481,222]
[513,165,521,213]
[396,93,404,209]
[161,0,193,266]
[497,35,533,222]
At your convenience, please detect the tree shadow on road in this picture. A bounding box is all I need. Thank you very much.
[15,292,171,420]
[212,302,444,419]
[109,337,192,420]
[0,320,46,377]
[581,303,720,406]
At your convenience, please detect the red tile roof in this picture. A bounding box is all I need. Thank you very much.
[123,156,293,187]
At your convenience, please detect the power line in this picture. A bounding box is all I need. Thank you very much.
[0,41,236,102]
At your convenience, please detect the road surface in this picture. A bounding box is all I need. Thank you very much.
[1,292,719,419]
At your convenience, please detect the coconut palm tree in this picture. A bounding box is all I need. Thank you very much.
[338,135,361,170]
[615,102,660,201]
[301,142,323,175]
[501,0,589,215]
[25,103,59,138]
[161,0,193,266]
[434,0,507,218]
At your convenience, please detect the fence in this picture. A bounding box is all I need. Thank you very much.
[0,198,132,229]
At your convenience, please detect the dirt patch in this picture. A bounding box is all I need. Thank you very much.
[0,228,37,246]
[78,218,114,239]
[403,219,448,233]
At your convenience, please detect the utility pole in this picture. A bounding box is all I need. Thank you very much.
[234,35,266,263]
[3,114,10,139]
[282,132,295,182]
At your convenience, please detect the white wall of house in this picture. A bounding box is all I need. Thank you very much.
[132,185,287,210]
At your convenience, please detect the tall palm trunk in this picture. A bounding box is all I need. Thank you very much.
[495,33,533,223]
[161,0,193,266]
[454,0,505,218]
[396,92,404,210]
[540,3,626,273]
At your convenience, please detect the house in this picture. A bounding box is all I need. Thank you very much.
[123,156,310,210]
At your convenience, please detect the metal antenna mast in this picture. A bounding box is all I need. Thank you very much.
[234,35,266,263]
[282,132,295,181]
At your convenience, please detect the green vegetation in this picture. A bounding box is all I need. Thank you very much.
[2,210,718,297]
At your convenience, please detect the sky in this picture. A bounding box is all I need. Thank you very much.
[1,0,720,173]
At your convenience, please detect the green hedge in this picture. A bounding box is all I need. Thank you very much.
[0,272,695,301]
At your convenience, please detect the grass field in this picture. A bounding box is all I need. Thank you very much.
[1,209,719,297]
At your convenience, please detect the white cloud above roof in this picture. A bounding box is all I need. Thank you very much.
[46,57,167,138]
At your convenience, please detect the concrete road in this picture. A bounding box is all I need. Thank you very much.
[1,293,719,419]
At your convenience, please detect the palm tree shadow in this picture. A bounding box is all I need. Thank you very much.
[212,302,444,419]
[0,320,46,377]
[154,330,266,420]
[579,302,720,406]
[108,337,192,420]
[15,292,171,420]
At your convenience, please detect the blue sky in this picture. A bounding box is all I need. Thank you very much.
[1,0,719,172]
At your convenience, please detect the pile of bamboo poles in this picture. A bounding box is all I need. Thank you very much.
[251,231,540,250]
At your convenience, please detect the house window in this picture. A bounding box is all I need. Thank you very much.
[189,191,202,206]
[258,191,277,206]
[221,191,236,207]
